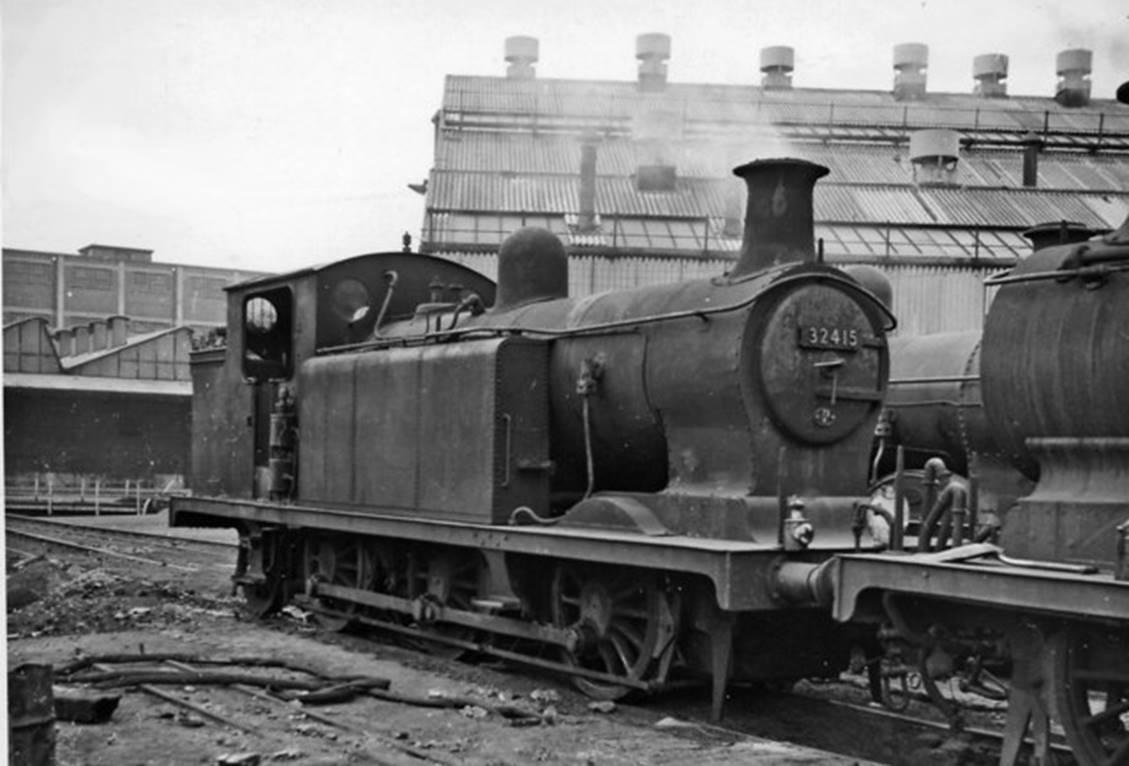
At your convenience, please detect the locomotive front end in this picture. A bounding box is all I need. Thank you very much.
[539,159,893,554]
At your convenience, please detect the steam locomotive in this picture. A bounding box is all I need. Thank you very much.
[172,155,1129,765]
[173,158,896,718]
[838,217,1129,763]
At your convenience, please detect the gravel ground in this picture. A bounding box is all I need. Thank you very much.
[6,517,877,766]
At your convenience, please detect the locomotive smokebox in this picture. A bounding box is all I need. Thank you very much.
[731,158,829,278]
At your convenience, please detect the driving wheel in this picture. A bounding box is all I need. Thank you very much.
[1051,625,1129,766]
[551,563,667,700]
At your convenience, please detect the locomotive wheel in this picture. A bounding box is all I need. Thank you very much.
[1050,625,1129,765]
[304,535,374,632]
[550,563,663,701]
[407,549,482,659]
[237,526,286,618]
[363,540,411,624]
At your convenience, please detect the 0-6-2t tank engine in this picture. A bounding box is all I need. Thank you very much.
[173,158,894,716]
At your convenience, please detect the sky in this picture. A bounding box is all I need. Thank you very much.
[3,0,1127,272]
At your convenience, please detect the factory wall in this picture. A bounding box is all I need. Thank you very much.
[3,388,190,481]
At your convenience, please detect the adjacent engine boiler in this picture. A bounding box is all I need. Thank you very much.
[833,217,1129,765]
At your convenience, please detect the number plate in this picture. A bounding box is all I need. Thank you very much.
[798,325,861,351]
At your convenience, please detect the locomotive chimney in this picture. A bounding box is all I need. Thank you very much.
[578,138,599,231]
[636,33,671,92]
[504,36,539,79]
[730,158,829,278]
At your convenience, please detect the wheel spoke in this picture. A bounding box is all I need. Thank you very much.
[597,642,620,675]
[609,632,637,674]
[612,621,645,651]
[551,564,671,701]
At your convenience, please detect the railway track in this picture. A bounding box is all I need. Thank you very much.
[649,680,1075,766]
[5,513,1083,765]
[5,513,236,571]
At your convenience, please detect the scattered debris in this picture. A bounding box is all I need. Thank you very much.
[654,716,694,729]
[10,553,45,572]
[267,748,303,762]
[216,753,261,765]
[460,705,489,719]
[587,700,616,714]
[285,678,391,706]
[178,712,206,728]
[280,606,311,623]
[365,686,542,725]
[530,688,559,703]
[53,686,121,723]
[540,705,560,725]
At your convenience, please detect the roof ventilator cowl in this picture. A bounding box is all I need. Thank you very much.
[1055,48,1092,107]
[636,33,671,92]
[504,36,539,80]
[893,43,928,101]
[909,129,960,186]
[973,53,1008,98]
[760,46,794,90]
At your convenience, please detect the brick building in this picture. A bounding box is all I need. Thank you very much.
[2,243,265,334]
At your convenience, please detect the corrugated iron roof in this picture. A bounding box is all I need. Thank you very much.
[443,75,1129,137]
[427,74,1128,263]
[429,170,729,217]
[435,133,1129,192]
[429,166,1128,231]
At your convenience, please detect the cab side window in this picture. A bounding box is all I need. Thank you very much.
[242,288,293,380]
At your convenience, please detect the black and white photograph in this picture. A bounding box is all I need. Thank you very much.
[4,1,1128,763]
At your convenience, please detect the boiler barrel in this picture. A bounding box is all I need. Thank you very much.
[884,331,999,476]
[982,244,1129,468]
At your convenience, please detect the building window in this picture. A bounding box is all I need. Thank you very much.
[70,266,114,290]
